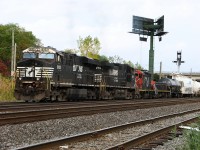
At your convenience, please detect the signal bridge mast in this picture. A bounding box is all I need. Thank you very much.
[173,51,185,73]
[129,15,168,80]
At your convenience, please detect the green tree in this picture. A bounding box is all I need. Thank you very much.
[64,48,79,54]
[123,60,134,68]
[135,62,144,70]
[0,23,41,75]
[153,73,160,81]
[108,55,123,63]
[77,35,101,59]
[99,55,109,62]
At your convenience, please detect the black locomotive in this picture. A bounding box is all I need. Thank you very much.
[15,47,136,102]
[14,46,181,102]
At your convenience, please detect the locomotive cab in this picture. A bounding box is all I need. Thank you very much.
[15,47,62,102]
[135,70,151,90]
[134,70,153,98]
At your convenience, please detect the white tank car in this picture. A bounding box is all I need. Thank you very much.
[193,80,200,96]
[171,73,194,96]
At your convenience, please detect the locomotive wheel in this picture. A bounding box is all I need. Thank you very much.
[134,94,140,99]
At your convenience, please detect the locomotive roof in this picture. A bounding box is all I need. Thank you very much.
[23,46,58,54]
[23,46,64,56]
[158,78,181,86]
[101,61,114,67]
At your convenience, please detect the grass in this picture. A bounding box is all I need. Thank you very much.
[176,118,200,150]
[0,74,16,102]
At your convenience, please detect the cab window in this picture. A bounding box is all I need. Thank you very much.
[23,53,36,58]
[38,53,54,59]
[139,74,143,78]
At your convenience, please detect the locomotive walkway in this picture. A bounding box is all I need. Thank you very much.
[0,98,200,126]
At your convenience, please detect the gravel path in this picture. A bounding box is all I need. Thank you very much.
[0,102,200,150]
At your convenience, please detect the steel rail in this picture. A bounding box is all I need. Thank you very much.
[15,108,200,150]
[0,98,198,111]
[0,99,200,126]
[106,117,198,150]
[0,98,198,113]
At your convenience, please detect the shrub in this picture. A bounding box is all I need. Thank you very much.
[0,60,9,76]
[0,74,16,101]
[181,118,200,150]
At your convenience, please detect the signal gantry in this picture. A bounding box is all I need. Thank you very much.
[129,15,168,79]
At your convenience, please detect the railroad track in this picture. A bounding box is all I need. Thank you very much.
[0,98,199,113]
[0,98,198,110]
[15,108,200,150]
[0,98,200,126]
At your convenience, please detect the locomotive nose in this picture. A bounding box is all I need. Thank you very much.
[25,85,35,95]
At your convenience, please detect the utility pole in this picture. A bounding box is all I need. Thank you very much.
[11,29,14,77]
[11,29,16,89]
[14,43,17,73]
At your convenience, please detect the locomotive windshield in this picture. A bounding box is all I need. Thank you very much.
[23,53,55,59]
[38,53,54,59]
[22,47,57,60]
[23,52,36,58]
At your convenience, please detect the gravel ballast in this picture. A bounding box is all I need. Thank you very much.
[63,113,199,149]
[1,102,200,149]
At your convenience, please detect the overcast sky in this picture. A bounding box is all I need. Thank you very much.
[1,0,200,72]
